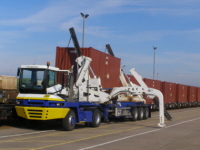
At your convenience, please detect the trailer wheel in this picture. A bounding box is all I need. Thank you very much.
[130,107,138,121]
[90,109,101,127]
[137,107,144,120]
[143,107,149,120]
[63,110,76,131]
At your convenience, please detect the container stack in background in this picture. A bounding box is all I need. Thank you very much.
[55,47,200,109]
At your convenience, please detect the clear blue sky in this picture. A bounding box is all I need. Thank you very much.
[0,0,200,86]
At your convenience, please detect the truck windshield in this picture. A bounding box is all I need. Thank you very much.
[19,69,46,94]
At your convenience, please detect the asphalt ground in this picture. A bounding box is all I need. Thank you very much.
[0,107,200,150]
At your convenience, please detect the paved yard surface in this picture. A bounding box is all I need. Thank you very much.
[0,107,200,150]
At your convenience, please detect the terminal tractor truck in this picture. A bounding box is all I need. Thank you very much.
[15,28,171,131]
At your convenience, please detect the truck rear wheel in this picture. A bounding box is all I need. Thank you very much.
[90,109,101,127]
[143,107,149,120]
[137,107,144,120]
[63,110,76,131]
[130,107,138,121]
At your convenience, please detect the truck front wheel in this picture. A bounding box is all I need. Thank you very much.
[63,110,76,131]
[90,109,101,127]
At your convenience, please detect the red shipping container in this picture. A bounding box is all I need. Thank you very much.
[126,74,140,86]
[161,81,177,104]
[187,86,197,102]
[143,78,161,91]
[176,84,188,103]
[143,78,162,105]
[55,47,121,88]
[196,87,200,102]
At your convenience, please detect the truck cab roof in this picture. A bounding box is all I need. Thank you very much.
[20,65,60,71]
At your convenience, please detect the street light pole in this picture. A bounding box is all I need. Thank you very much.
[153,46,157,80]
[80,13,89,48]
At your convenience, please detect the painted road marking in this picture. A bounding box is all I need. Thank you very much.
[79,117,200,150]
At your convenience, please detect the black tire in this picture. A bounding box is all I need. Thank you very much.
[130,107,138,121]
[143,107,149,120]
[90,109,101,127]
[137,107,144,120]
[63,110,76,131]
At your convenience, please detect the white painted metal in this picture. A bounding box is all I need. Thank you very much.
[73,56,109,103]
[113,68,166,127]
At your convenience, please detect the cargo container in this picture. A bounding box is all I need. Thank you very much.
[196,87,200,106]
[143,78,162,110]
[0,76,18,119]
[161,81,177,109]
[176,84,188,108]
[0,76,17,90]
[55,47,121,88]
[126,75,140,86]
[187,86,197,107]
